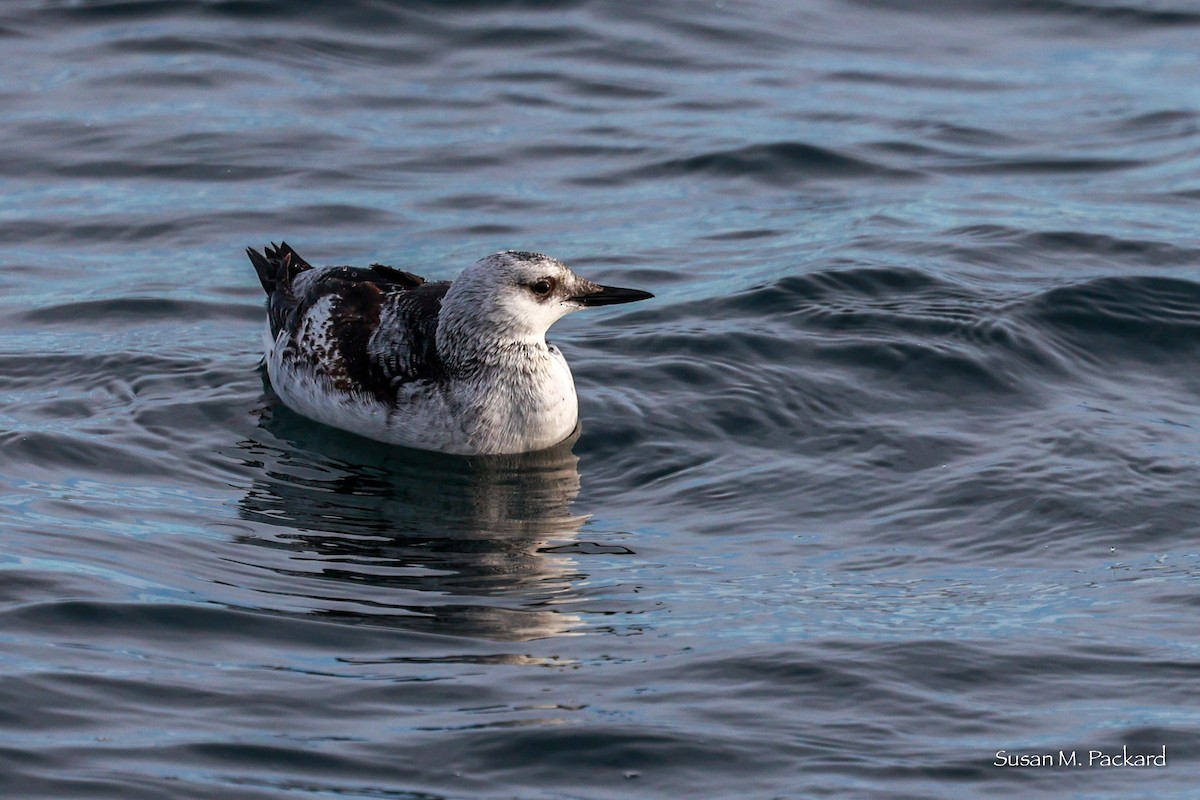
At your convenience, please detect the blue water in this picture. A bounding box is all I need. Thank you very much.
[2,1,1200,797]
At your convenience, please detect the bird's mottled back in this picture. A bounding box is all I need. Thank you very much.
[248,243,445,404]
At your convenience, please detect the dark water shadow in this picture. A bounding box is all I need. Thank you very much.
[229,395,591,642]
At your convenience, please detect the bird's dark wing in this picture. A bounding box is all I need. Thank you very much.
[294,277,449,404]
[247,242,426,340]
[366,282,450,394]
[252,242,450,404]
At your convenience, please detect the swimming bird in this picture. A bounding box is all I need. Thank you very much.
[248,243,653,455]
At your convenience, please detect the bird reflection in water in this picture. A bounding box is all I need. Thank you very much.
[233,404,593,642]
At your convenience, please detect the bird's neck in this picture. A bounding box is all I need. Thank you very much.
[436,306,549,375]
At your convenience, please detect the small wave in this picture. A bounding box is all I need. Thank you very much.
[942,156,1144,176]
[0,430,165,476]
[1030,0,1200,28]
[647,141,922,183]
[717,266,947,316]
[846,0,1200,28]
[36,0,418,30]
[0,204,395,246]
[700,228,787,242]
[586,141,921,188]
[1021,275,1200,363]
[0,352,208,390]
[18,298,259,326]
[698,268,1034,361]
[945,225,1200,268]
[0,599,390,647]
[1108,109,1200,140]
[828,69,1014,92]
[899,120,1023,147]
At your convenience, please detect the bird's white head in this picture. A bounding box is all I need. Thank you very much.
[439,251,653,356]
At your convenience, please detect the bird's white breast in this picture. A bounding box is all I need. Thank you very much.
[452,344,579,454]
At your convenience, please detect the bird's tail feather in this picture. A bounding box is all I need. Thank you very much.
[247,241,313,295]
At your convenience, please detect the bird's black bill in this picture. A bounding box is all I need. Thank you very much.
[573,285,655,307]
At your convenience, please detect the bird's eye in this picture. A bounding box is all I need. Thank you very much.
[530,278,555,296]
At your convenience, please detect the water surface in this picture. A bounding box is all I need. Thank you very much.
[2,1,1200,797]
